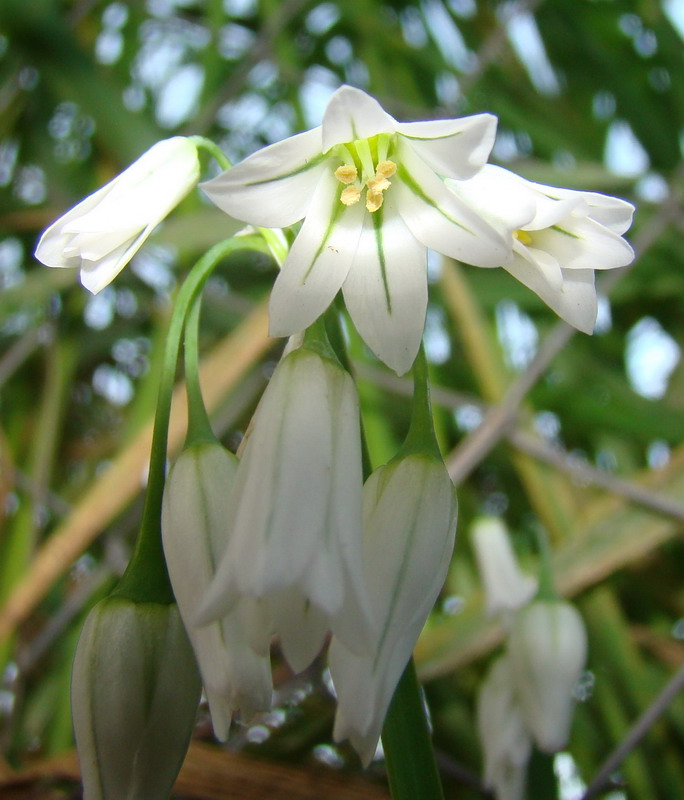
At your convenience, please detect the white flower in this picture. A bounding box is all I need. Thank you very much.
[161,442,272,738]
[198,342,373,674]
[477,655,532,800]
[471,517,536,620]
[507,599,588,753]
[71,597,201,800]
[35,137,200,294]
[328,454,457,765]
[202,85,510,375]
[446,165,635,333]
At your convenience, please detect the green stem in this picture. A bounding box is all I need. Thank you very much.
[113,235,271,604]
[183,295,216,446]
[382,660,445,800]
[396,343,441,462]
[534,524,558,601]
[190,135,231,170]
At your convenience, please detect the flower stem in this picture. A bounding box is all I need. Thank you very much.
[382,659,445,800]
[183,295,216,446]
[396,343,441,462]
[534,524,557,601]
[113,235,271,604]
[190,135,232,171]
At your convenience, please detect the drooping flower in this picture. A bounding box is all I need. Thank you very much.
[471,517,536,620]
[476,655,532,800]
[35,137,200,293]
[161,442,272,738]
[198,337,373,674]
[202,85,510,375]
[446,165,635,333]
[507,599,588,753]
[71,597,201,800]
[328,453,457,765]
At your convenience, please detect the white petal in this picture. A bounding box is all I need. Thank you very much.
[268,169,365,337]
[506,256,598,333]
[269,589,329,674]
[342,196,427,375]
[201,127,328,227]
[532,215,635,269]
[394,141,511,268]
[321,85,396,152]
[396,113,497,179]
[515,241,564,291]
[533,184,635,234]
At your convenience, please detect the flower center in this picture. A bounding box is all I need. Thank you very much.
[514,229,534,246]
[332,134,397,213]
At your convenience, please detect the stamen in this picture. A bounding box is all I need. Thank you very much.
[341,185,362,206]
[366,189,385,213]
[514,229,533,246]
[376,161,397,179]
[335,165,358,185]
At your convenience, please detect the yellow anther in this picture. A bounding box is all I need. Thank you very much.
[366,176,390,192]
[376,160,397,179]
[335,165,358,185]
[340,185,362,206]
[366,189,385,213]
[514,229,533,246]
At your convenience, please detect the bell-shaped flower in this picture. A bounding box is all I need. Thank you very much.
[198,336,373,674]
[328,453,458,765]
[471,516,536,620]
[71,596,201,800]
[507,599,588,753]
[446,165,635,333]
[202,85,510,375]
[161,442,272,738]
[476,655,532,800]
[35,137,200,293]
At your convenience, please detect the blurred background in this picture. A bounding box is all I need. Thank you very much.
[1,0,684,797]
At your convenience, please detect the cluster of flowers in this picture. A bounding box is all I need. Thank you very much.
[34,85,631,797]
[472,518,588,800]
[162,332,457,763]
[37,86,635,377]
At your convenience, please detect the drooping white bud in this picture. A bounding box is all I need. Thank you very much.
[198,344,373,674]
[35,137,200,293]
[71,597,201,800]
[161,442,272,737]
[471,517,536,619]
[329,454,457,766]
[476,655,532,800]
[507,599,588,753]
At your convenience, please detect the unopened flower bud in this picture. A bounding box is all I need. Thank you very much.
[71,596,201,800]
[471,517,536,619]
[329,454,457,765]
[162,442,272,737]
[477,656,532,800]
[507,599,588,753]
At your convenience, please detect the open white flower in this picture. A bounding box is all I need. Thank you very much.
[161,442,272,738]
[35,137,200,294]
[446,165,635,333]
[202,85,510,375]
[198,341,373,674]
[329,454,457,765]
